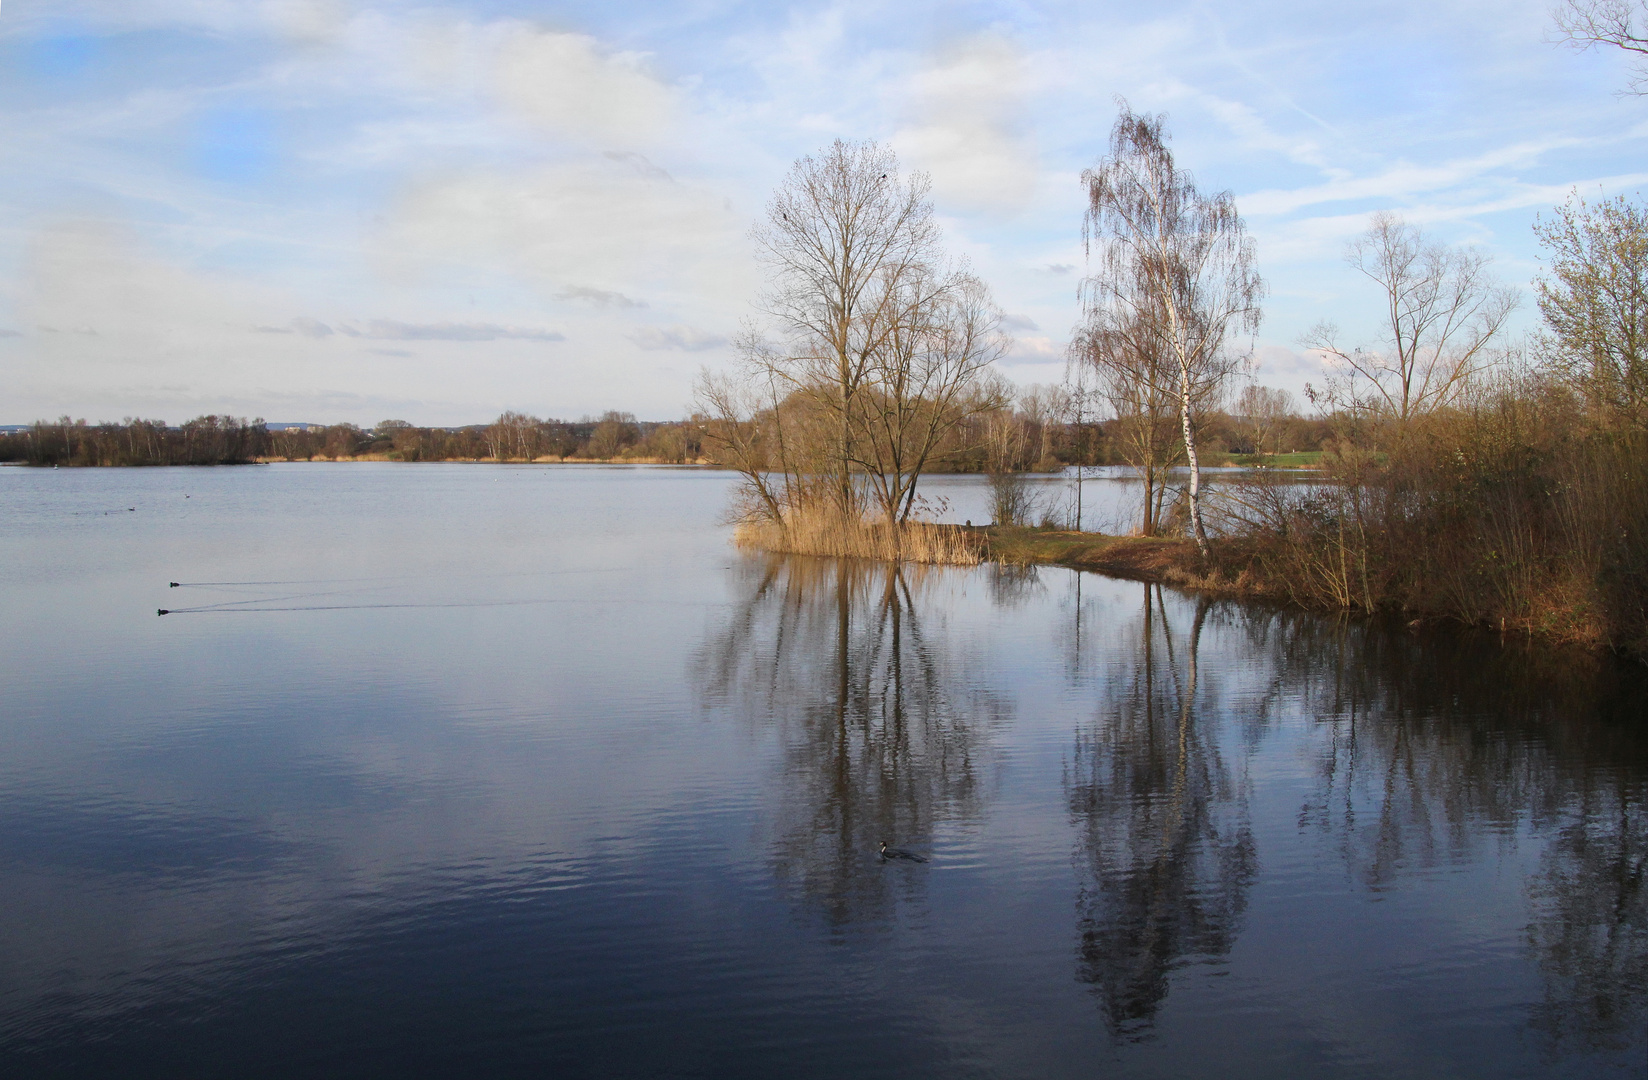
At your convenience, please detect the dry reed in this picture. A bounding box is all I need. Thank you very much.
[734,507,983,565]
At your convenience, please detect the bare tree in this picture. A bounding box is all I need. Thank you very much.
[1081,106,1264,555]
[1235,384,1296,457]
[751,140,942,517]
[979,379,1040,527]
[484,412,535,460]
[1304,213,1516,431]
[1072,308,1185,536]
[1553,0,1648,93]
[701,140,1007,553]
[851,269,1011,524]
[1016,383,1071,467]
[1535,192,1648,426]
[696,349,803,522]
[1060,359,1102,531]
[588,410,639,459]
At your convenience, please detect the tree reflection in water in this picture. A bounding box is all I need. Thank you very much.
[1242,610,1648,1053]
[697,551,1648,1052]
[697,554,1002,927]
[1065,584,1256,1041]
[986,562,1045,608]
[1529,785,1648,1054]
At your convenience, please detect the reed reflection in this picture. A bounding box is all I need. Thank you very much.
[698,555,1001,926]
[1065,585,1255,1040]
[1243,610,1648,1051]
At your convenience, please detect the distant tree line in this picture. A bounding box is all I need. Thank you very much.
[0,411,708,466]
[0,415,268,466]
[268,411,705,464]
[0,400,1334,471]
[944,383,1332,475]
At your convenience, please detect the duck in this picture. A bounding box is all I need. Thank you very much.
[878,841,927,863]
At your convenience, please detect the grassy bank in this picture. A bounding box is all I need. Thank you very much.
[985,528,1188,578]
[1006,376,1648,661]
[1224,451,1323,468]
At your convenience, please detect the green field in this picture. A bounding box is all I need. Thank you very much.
[1226,451,1323,468]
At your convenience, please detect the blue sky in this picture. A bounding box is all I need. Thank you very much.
[2,0,1645,424]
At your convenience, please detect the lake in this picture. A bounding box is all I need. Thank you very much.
[1,463,1644,1078]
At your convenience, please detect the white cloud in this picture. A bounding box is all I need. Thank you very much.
[557,286,647,309]
[0,220,594,423]
[1240,138,1590,219]
[602,151,674,183]
[263,0,351,44]
[1000,334,1063,367]
[895,35,1036,214]
[492,26,676,143]
[362,320,563,342]
[628,324,726,351]
[251,316,562,341]
[375,156,752,310]
[1251,342,1329,380]
[10,0,1648,423]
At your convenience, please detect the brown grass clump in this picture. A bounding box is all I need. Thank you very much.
[735,507,983,565]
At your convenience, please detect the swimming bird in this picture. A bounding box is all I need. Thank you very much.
[878,841,927,863]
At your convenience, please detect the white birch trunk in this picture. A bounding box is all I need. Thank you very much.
[1179,365,1209,558]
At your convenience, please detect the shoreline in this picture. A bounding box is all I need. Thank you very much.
[250,455,719,465]
[984,526,1642,662]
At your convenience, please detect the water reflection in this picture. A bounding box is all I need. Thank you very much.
[7,462,1648,1074]
[986,562,1045,608]
[697,555,1002,926]
[1065,586,1255,1040]
[1528,784,1648,1057]
[1241,609,1648,1051]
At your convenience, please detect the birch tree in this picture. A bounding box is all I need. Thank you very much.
[1081,107,1263,556]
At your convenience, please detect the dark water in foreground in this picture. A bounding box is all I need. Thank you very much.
[1,463,1645,1078]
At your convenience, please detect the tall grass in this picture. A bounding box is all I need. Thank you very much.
[734,504,983,565]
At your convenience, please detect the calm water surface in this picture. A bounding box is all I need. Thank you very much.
[1,463,1644,1078]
